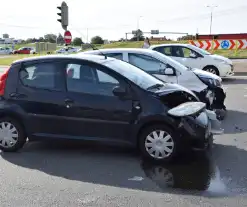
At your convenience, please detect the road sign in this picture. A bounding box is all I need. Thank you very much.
[151,30,159,34]
[64,30,72,44]
[221,40,230,49]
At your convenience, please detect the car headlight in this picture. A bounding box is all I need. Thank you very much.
[199,76,221,87]
[213,58,229,65]
[168,102,206,117]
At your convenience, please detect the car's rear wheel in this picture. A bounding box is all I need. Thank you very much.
[139,124,180,162]
[0,117,26,152]
[203,66,219,76]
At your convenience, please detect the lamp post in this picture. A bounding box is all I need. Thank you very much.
[207,5,218,35]
[137,16,143,41]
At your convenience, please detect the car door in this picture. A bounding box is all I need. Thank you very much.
[15,60,67,137]
[171,46,203,69]
[19,48,26,54]
[127,53,178,84]
[63,60,134,142]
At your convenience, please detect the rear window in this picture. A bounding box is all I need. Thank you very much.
[19,62,64,91]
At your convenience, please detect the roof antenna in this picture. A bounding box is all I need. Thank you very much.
[86,43,107,59]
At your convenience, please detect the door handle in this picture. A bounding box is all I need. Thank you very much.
[64,99,74,108]
[9,92,27,99]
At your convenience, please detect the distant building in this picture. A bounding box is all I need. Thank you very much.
[0,38,23,44]
[150,36,168,41]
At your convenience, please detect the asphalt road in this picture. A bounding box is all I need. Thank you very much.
[1,76,247,206]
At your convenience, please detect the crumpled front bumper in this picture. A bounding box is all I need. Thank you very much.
[177,109,223,150]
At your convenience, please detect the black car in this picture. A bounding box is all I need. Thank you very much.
[0,54,221,162]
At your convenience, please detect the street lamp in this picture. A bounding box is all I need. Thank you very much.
[207,5,218,35]
[137,16,143,41]
[137,16,143,30]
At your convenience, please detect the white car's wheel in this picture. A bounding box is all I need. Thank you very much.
[139,125,180,162]
[203,66,219,76]
[0,117,26,152]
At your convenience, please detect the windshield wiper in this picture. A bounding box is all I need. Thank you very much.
[146,83,164,90]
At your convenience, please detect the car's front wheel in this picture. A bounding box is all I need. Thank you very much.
[0,117,26,152]
[139,124,180,162]
[203,66,219,76]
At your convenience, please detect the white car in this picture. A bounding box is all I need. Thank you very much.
[149,43,234,77]
[56,47,79,54]
[30,48,37,54]
[0,47,13,55]
[82,48,227,118]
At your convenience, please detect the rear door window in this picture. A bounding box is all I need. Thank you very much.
[19,62,64,91]
[105,53,123,60]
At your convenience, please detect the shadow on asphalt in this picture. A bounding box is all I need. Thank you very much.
[2,141,247,197]
[222,110,247,134]
[222,77,247,85]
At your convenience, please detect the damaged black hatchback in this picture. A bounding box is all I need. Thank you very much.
[0,54,223,162]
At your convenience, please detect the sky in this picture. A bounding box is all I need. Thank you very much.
[1,0,247,42]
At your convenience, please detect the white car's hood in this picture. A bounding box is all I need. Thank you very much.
[192,68,222,82]
[210,54,232,64]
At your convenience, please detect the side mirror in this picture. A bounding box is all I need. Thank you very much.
[112,86,127,97]
[164,68,175,76]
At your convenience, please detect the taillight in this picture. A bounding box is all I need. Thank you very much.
[0,67,10,96]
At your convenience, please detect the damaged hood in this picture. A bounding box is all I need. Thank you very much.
[154,83,199,100]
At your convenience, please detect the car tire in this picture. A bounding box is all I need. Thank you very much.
[0,117,26,152]
[203,66,219,76]
[139,124,181,163]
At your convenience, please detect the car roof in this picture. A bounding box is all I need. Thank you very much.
[149,43,191,49]
[83,48,158,55]
[12,54,115,65]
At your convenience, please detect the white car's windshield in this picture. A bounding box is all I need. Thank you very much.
[152,51,189,71]
[189,45,211,55]
[104,59,164,90]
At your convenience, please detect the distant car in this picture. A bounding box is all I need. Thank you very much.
[55,47,79,54]
[13,47,34,54]
[0,47,13,55]
[30,48,37,54]
[149,44,234,77]
[0,54,222,162]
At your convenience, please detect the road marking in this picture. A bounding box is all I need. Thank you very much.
[244,95,247,97]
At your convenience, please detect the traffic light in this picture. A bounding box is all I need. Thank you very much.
[57,1,68,30]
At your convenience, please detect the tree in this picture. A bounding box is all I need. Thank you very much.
[3,34,9,38]
[91,36,104,44]
[44,34,57,43]
[73,37,83,46]
[56,33,64,45]
[130,29,144,41]
[38,37,45,42]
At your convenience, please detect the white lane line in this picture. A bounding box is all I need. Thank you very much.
[244,95,247,97]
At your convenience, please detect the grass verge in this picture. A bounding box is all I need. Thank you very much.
[0,41,247,66]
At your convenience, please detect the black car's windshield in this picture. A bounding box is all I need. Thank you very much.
[104,59,165,90]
